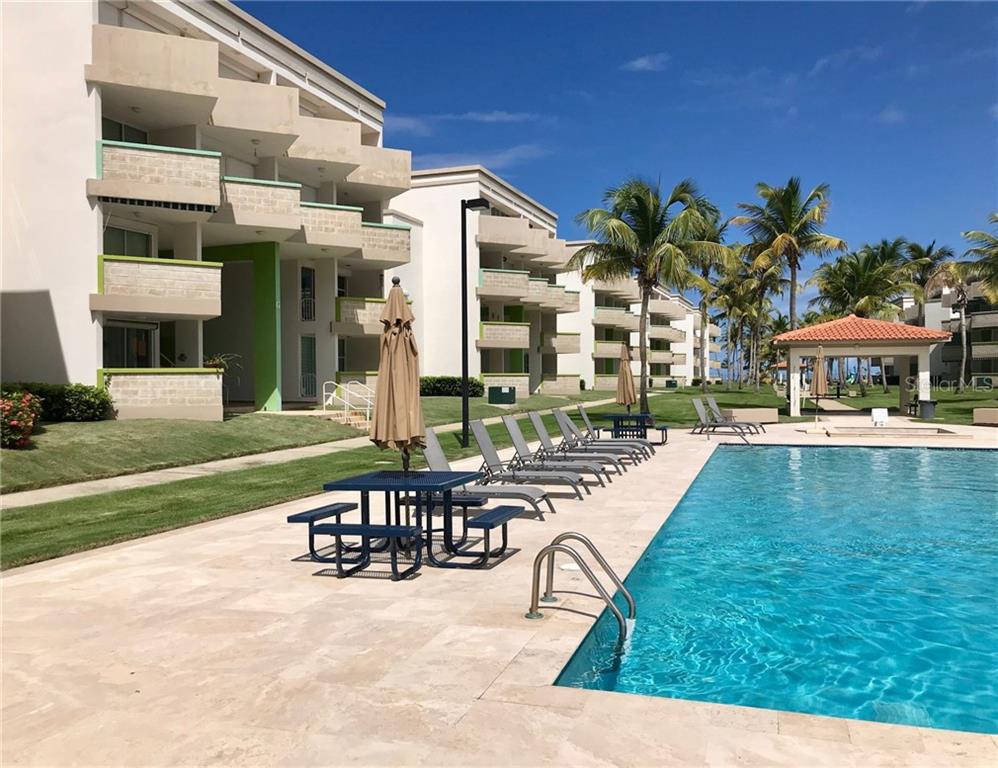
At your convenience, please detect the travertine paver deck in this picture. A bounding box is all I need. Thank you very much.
[3,424,996,766]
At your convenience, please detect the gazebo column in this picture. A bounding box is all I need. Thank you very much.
[788,349,802,417]
[917,348,931,404]
[897,355,911,412]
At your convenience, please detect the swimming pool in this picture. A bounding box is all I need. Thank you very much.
[556,445,998,734]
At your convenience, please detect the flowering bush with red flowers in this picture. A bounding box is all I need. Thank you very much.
[1,390,43,449]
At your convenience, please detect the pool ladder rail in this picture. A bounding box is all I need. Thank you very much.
[525,532,636,644]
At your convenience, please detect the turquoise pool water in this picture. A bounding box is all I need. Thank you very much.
[556,445,998,733]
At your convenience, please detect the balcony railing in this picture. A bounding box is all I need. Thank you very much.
[593,306,639,331]
[542,283,566,310]
[345,145,411,197]
[561,290,581,313]
[593,340,627,358]
[523,278,548,305]
[477,215,530,250]
[90,254,221,320]
[333,296,393,336]
[298,202,363,253]
[648,324,685,343]
[287,116,362,173]
[477,269,531,300]
[214,176,302,231]
[477,322,530,349]
[542,333,581,355]
[648,298,686,319]
[300,296,316,322]
[100,368,223,421]
[647,349,674,364]
[88,141,222,208]
[209,78,299,145]
[360,223,411,266]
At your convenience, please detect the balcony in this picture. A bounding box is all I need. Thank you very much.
[593,375,618,391]
[295,202,363,255]
[343,145,411,201]
[86,25,218,127]
[333,297,388,336]
[593,340,627,358]
[647,349,674,364]
[539,375,579,395]
[477,269,531,300]
[942,342,998,362]
[648,297,686,319]
[542,283,566,310]
[90,255,221,320]
[101,368,223,421]
[542,333,581,355]
[477,322,530,349]
[710,341,722,353]
[286,116,362,180]
[211,177,302,233]
[477,215,530,251]
[593,306,638,331]
[87,141,221,210]
[648,324,685,343]
[517,227,552,259]
[359,223,411,267]
[206,79,299,156]
[523,278,549,305]
[537,238,569,267]
[561,290,581,313]
[592,277,639,302]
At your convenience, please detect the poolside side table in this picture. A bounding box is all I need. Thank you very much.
[322,470,483,569]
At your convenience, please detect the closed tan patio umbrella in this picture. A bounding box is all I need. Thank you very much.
[370,277,425,471]
[811,345,828,424]
[616,343,637,413]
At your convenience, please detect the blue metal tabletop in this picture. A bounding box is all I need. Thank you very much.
[322,470,481,493]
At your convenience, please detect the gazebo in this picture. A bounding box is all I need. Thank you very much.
[772,315,952,417]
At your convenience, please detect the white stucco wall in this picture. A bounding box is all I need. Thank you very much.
[2,1,102,384]
[556,270,594,388]
[388,181,482,378]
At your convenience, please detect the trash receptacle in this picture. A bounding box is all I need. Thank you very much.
[919,400,938,420]
[488,386,516,405]
[665,380,678,389]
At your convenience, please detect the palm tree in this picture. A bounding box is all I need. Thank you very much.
[571,178,717,412]
[686,212,737,392]
[714,266,754,389]
[732,177,847,329]
[905,240,954,326]
[927,261,980,393]
[962,212,998,301]
[742,254,789,391]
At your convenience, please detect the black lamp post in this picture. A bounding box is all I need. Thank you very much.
[460,197,490,447]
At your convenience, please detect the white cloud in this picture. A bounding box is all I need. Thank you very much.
[875,104,907,124]
[989,103,998,121]
[385,110,542,136]
[809,46,882,78]
[620,53,671,72]
[413,143,548,171]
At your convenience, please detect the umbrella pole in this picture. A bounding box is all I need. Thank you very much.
[401,447,410,473]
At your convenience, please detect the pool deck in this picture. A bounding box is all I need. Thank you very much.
[3,421,996,766]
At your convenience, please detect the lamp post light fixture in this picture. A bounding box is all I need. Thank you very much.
[460,197,490,447]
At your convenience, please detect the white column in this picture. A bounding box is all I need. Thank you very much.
[917,348,931,403]
[896,355,911,411]
[788,349,802,417]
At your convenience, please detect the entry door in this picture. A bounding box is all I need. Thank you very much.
[300,335,317,398]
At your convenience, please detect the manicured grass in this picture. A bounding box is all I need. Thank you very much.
[812,386,998,425]
[0,414,360,494]
[0,415,561,570]
[420,390,611,427]
[586,386,796,428]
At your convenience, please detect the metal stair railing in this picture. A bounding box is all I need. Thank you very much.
[525,532,636,645]
[321,379,375,422]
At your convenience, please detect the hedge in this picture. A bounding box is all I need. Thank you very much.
[2,382,112,422]
[419,376,485,397]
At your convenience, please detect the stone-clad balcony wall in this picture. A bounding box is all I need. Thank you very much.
[648,323,685,343]
[593,340,628,358]
[560,291,581,313]
[287,116,362,172]
[102,369,223,421]
[90,255,222,320]
[215,177,302,231]
[333,297,394,336]
[647,349,674,364]
[523,278,548,305]
[593,306,639,331]
[539,375,580,395]
[478,215,530,250]
[477,269,531,300]
[299,202,363,252]
[88,141,222,207]
[346,145,411,197]
[542,334,581,355]
[481,373,530,399]
[477,322,530,349]
[360,223,411,267]
[210,78,299,141]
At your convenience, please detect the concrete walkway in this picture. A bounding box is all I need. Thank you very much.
[1,396,625,510]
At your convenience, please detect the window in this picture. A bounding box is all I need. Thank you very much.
[104,226,151,257]
[103,321,157,368]
[300,266,316,321]
[300,336,317,398]
[101,117,147,144]
[337,339,347,372]
[336,276,349,297]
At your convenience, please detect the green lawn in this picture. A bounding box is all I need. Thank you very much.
[420,390,611,427]
[809,386,998,425]
[0,414,360,494]
[0,415,565,569]
[586,386,799,428]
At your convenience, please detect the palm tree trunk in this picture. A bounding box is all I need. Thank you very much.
[725,327,734,390]
[699,300,709,393]
[880,357,889,393]
[638,287,650,412]
[789,262,798,330]
[958,306,967,394]
[753,295,763,393]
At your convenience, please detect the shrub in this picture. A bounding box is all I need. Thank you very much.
[691,378,702,387]
[2,382,112,422]
[1,390,43,448]
[419,376,485,397]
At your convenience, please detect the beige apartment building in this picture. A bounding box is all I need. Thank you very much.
[2,0,411,419]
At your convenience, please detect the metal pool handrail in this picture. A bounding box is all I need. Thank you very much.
[525,536,631,644]
[546,532,635,620]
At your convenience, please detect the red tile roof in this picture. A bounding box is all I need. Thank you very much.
[772,314,951,344]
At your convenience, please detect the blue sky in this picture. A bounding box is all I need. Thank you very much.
[240,1,997,309]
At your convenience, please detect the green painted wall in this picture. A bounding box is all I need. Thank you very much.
[203,242,282,411]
